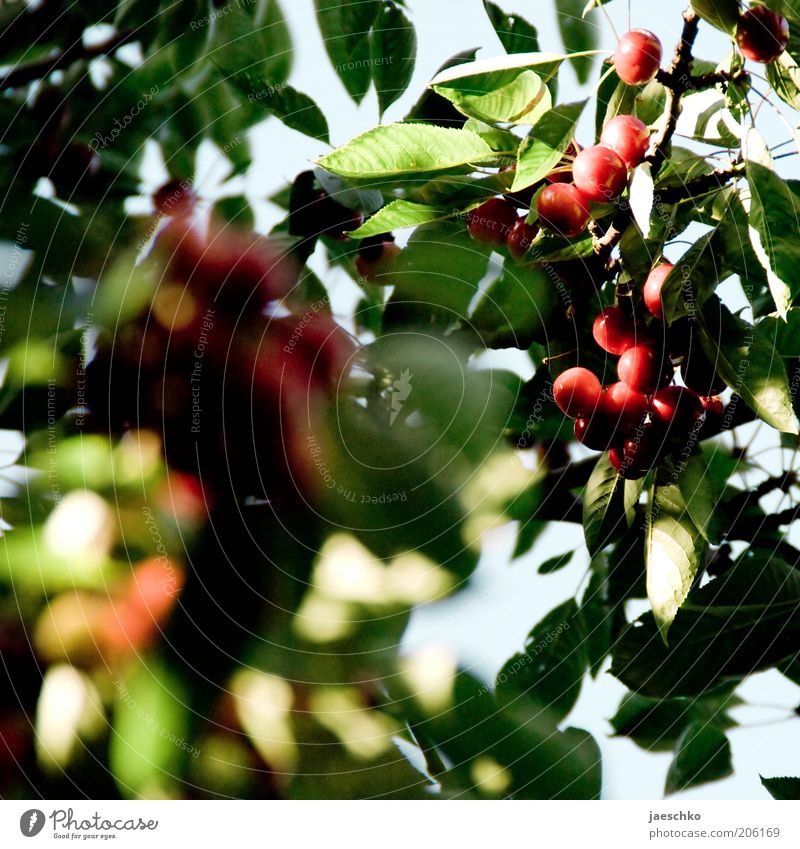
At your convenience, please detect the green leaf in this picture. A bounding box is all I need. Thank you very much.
[433,69,551,125]
[228,71,330,142]
[761,775,800,800]
[611,558,800,698]
[463,118,521,152]
[512,100,587,191]
[677,453,726,545]
[315,0,380,103]
[698,296,799,434]
[646,467,707,642]
[610,684,740,752]
[766,50,800,111]
[556,0,598,84]
[211,0,293,84]
[747,161,800,318]
[317,123,496,179]
[665,723,733,795]
[483,2,540,55]
[469,260,565,349]
[370,1,417,116]
[349,200,448,237]
[538,550,574,574]
[109,655,192,798]
[759,308,800,356]
[582,452,625,555]
[691,0,740,34]
[496,600,586,722]
[580,569,613,677]
[659,230,727,323]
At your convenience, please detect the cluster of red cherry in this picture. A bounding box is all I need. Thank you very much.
[465,7,790,250]
[552,264,726,479]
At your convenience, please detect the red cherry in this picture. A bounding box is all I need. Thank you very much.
[614,29,662,85]
[680,351,726,396]
[575,413,612,451]
[609,445,646,479]
[701,395,724,418]
[553,367,603,419]
[604,381,650,432]
[355,238,401,281]
[507,217,539,258]
[736,6,789,64]
[572,145,628,203]
[467,198,519,246]
[592,306,651,355]
[643,263,674,320]
[623,421,664,471]
[536,183,590,238]
[652,385,705,434]
[154,180,196,216]
[600,115,651,169]
[618,344,670,394]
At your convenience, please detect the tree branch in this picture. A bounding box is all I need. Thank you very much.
[0,29,134,90]
[656,159,744,204]
[647,8,701,175]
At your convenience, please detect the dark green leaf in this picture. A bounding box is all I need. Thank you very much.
[665,722,733,795]
[538,551,574,574]
[583,452,625,555]
[761,775,800,800]
[759,308,800,356]
[512,100,587,191]
[315,0,380,103]
[698,296,799,434]
[612,559,800,698]
[496,600,586,722]
[556,0,597,84]
[691,0,740,33]
[371,1,417,116]
[228,71,330,142]
[660,230,727,323]
[483,2,540,54]
[580,569,613,677]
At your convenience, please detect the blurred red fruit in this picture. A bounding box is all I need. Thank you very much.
[736,6,789,63]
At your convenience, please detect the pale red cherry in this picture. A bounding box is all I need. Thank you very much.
[600,115,651,168]
[536,183,590,237]
[736,6,789,64]
[553,367,602,419]
[643,263,674,320]
[614,29,662,85]
[572,145,628,203]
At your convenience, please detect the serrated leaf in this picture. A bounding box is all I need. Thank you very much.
[747,161,800,318]
[512,100,587,191]
[483,2,540,55]
[433,68,551,125]
[371,1,417,116]
[315,0,380,103]
[429,52,566,88]
[699,296,799,434]
[646,469,708,641]
[349,200,448,237]
[761,775,800,800]
[583,452,625,555]
[665,722,732,795]
[766,50,800,110]
[495,599,586,722]
[317,123,496,179]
